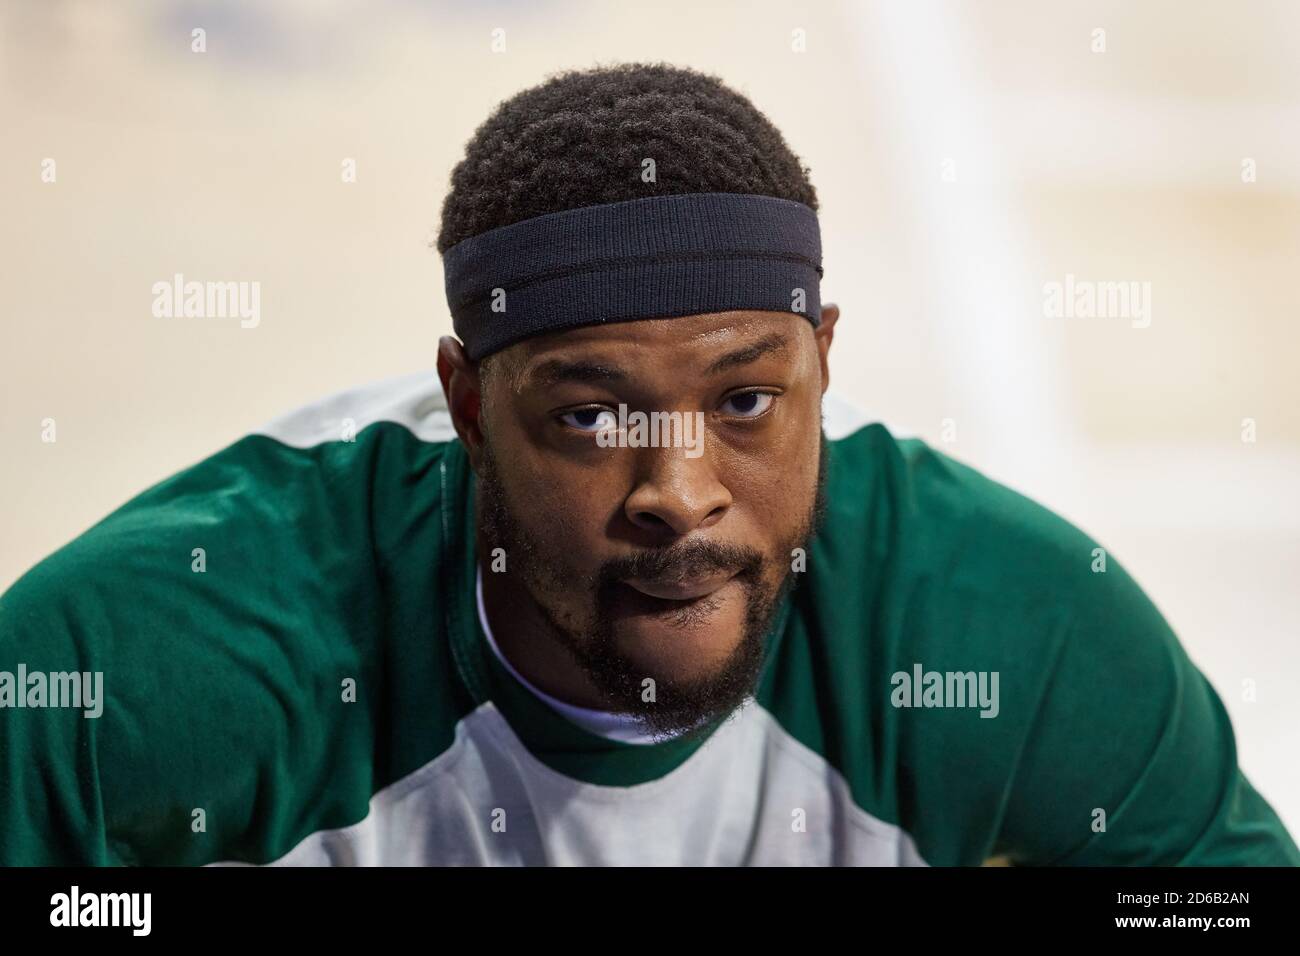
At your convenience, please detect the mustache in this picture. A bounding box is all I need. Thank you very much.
[595,539,764,592]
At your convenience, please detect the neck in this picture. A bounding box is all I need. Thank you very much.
[475,540,615,712]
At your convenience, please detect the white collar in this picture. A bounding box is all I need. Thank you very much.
[475,565,683,745]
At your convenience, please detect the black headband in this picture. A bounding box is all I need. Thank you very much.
[441,192,822,360]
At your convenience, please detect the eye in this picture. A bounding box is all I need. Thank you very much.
[719,391,775,418]
[559,407,619,433]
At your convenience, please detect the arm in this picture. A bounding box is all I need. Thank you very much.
[990,554,1297,866]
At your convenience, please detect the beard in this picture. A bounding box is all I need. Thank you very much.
[476,428,830,740]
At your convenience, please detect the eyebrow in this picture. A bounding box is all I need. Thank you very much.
[703,333,791,375]
[526,359,627,389]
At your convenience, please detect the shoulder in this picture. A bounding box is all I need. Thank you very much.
[796,400,1203,862]
[3,369,459,661]
[818,403,1180,711]
[819,406,1112,621]
[0,370,464,864]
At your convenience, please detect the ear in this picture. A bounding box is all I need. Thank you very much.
[813,303,839,395]
[436,335,486,472]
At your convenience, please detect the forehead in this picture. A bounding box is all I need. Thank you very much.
[495,310,811,386]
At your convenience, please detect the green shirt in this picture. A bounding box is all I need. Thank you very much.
[1,372,1295,866]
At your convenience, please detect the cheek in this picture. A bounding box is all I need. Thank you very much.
[510,453,618,571]
[717,414,820,524]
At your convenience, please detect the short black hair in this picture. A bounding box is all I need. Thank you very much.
[436,62,818,253]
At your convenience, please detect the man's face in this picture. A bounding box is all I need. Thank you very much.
[471,309,831,737]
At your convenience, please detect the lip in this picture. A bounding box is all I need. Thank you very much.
[622,570,737,602]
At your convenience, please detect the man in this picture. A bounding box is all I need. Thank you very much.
[1,63,1295,866]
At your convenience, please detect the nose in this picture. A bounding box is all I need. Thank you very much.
[623,446,731,538]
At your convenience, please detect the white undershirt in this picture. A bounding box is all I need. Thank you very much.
[475,565,682,745]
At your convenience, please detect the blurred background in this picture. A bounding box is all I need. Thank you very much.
[2,0,1297,834]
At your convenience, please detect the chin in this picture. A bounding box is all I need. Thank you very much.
[607,580,750,682]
